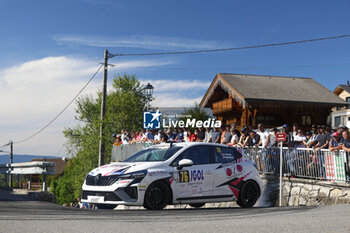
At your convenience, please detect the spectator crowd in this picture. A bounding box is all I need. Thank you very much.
[112,123,350,152]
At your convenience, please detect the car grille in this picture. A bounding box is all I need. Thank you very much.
[82,191,122,201]
[85,174,119,186]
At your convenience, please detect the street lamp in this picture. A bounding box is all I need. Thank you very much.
[144,83,154,111]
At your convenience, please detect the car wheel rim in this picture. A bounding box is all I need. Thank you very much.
[148,185,166,207]
[243,183,258,205]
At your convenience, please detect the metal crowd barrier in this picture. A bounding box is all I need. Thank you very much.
[243,147,349,183]
[111,142,349,183]
[111,142,152,162]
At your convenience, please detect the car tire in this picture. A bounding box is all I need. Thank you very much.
[189,203,205,208]
[236,180,260,208]
[143,181,170,210]
[95,204,118,209]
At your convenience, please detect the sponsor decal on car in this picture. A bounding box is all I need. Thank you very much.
[178,170,204,183]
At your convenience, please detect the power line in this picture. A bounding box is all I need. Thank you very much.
[13,64,104,145]
[109,33,350,58]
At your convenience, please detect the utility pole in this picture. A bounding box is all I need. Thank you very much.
[98,49,108,167]
[9,140,13,188]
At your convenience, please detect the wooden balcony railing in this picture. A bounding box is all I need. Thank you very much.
[212,98,233,114]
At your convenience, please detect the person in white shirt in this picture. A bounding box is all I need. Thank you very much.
[256,123,270,148]
[269,128,278,147]
[230,128,239,146]
[293,130,307,148]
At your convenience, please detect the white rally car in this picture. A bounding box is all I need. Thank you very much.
[81,142,263,210]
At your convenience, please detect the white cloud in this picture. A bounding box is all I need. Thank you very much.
[140,79,210,107]
[53,35,233,50]
[0,56,175,156]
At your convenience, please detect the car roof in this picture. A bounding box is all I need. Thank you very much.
[151,142,232,148]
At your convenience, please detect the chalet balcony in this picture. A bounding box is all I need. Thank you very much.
[212,98,233,114]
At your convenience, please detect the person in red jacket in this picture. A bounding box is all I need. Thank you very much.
[189,129,198,142]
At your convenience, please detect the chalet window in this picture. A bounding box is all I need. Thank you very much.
[255,114,284,127]
[346,97,350,109]
[302,116,312,125]
[334,116,341,128]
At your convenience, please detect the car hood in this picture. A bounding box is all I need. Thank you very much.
[88,161,164,177]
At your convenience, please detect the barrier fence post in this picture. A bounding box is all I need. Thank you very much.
[279,141,283,207]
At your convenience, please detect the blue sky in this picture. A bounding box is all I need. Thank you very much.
[0,0,349,156]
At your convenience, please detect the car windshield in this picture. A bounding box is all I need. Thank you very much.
[123,146,182,162]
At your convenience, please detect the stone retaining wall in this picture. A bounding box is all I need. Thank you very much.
[259,175,350,207]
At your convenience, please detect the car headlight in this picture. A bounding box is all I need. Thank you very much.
[119,170,147,180]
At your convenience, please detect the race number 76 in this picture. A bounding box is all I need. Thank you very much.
[179,171,189,183]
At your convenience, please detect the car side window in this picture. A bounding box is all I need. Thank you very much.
[212,146,242,163]
[172,146,211,165]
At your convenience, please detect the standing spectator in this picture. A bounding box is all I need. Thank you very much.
[220,125,232,144]
[282,124,293,147]
[341,131,350,152]
[208,127,221,143]
[189,129,198,142]
[219,126,226,144]
[154,130,162,142]
[203,127,211,142]
[246,131,260,147]
[146,130,155,141]
[313,125,330,149]
[289,123,299,142]
[256,123,270,148]
[175,128,184,141]
[269,128,278,147]
[231,123,241,138]
[197,127,205,142]
[293,130,307,148]
[160,130,168,142]
[229,128,239,146]
[329,132,343,151]
[183,128,189,142]
[167,129,177,141]
[238,127,249,147]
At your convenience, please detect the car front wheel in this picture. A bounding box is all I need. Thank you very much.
[236,180,260,208]
[143,181,170,210]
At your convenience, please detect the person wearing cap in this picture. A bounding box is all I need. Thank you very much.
[167,129,177,141]
[329,132,343,152]
[238,127,249,147]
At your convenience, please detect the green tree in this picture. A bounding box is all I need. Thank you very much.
[52,74,148,205]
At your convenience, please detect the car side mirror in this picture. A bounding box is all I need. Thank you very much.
[177,159,193,170]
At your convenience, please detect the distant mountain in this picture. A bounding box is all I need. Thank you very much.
[0,155,61,164]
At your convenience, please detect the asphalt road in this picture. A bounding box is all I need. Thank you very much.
[1,190,350,233]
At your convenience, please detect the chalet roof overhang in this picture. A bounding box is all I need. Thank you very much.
[200,73,348,108]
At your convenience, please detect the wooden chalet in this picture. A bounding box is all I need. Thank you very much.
[200,73,347,129]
